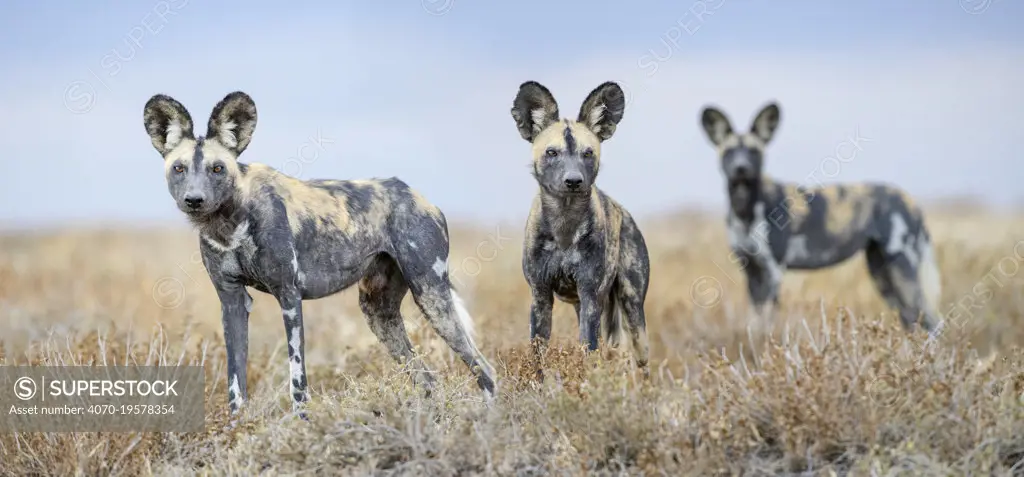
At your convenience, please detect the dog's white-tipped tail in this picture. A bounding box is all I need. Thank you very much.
[451,289,476,340]
[450,289,496,381]
[918,237,943,333]
[919,241,942,313]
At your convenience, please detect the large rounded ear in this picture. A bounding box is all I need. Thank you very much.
[510,81,559,142]
[207,91,258,155]
[699,106,733,147]
[577,81,625,142]
[749,102,781,145]
[143,94,195,156]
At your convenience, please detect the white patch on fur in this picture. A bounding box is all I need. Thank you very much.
[291,248,306,286]
[289,325,302,356]
[218,120,239,148]
[432,257,448,278]
[244,290,253,313]
[228,374,244,410]
[715,134,741,154]
[450,290,476,338]
[886,213,908,255]
[917,238,942,319]
[451,289,497,382]
[203,220,250,253]
[587,103,607,133]
[530,108,549,134]
[408,241,418,250]
[573,221,590,243]
[784,234,810,264]
[283,308,298,320]
[164,121,184,151]
[740,134,766,150]
[886,213,920,266]
[288,324,304,395]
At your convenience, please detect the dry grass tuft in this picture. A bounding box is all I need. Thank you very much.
[2,208,1023,475]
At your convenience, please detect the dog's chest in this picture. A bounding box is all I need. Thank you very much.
[202,221,261,280]
[540,240,585,302]
[727,204,775,263]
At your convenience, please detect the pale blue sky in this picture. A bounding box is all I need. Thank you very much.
[1,0,1022,228]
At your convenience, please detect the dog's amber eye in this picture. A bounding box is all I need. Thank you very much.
[545,148,559,157]
[212,165,223,173]
[581,150,594,159]
[173,164,184,173]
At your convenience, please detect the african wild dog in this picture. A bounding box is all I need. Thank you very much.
[142,91,496,416]
[698,102,943,335]
[510,81,651,378]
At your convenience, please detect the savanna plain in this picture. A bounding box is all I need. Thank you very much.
[1,204,1023,476]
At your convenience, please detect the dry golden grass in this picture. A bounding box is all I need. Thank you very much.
[1,206,1023,476]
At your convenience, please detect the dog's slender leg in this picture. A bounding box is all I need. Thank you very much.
[214,282,250,415]
[744,260,778,328]
[615,283,650,375]
[576,289,604,352]
[529,288,554,381]
[358,255,437,396]
[274,287,309,417]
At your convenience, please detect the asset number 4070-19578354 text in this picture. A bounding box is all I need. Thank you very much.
[86,404,175,415]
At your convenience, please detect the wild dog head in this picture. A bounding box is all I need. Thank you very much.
[143,91,257,220]
[699,102,781,212]
[510,81,625,198]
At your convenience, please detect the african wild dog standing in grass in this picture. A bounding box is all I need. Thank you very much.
[142,91,496,416]
[698,102,943,336]
[510,81,651,379]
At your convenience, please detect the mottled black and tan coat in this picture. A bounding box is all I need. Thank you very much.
[510,81,651,377]
[699,102,943,335]
[143,91,496,416]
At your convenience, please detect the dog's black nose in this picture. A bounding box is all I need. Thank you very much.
[733,164,750,178]
[184,196,205,209]
[564,176,583,190]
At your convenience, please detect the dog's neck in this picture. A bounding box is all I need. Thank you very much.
[539,188,594,250]
[191,197,246,246]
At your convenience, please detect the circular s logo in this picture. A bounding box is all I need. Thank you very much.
[14,377,37,401]
[422,0,455,16]
[690,276,724,309]
[152,277,186,309]
[63,80,97,114]
[959,0,994,14]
